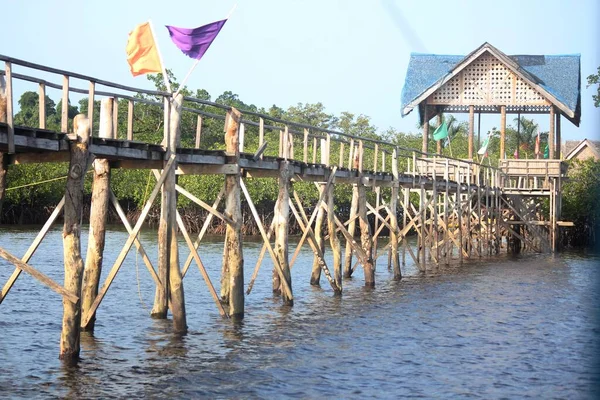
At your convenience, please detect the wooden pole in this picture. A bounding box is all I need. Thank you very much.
[343,183,359,278]
[358,177,375,287]
[61,75,69,133]
[112,97,119,139]
[222,107,244,318]
[39,82,46,129]
[60,113,90,361]
[549,106,555,160]
[436,113,442,154]
[468,105,475,159]
[81,99,112,332]
[195,115,202,148]
[275,161,293,305]
[87,82,95,136]
[310,183,326,286]
[555,111,561,159]
[326,178,342,291]
[422,105,429,154]
[152,97,171,318]
[0,75,6,221]
[4,63,14,154]
[500,105,506,159]
[127,99,134,141]
[167,94,187,333]
[390,148,401,280]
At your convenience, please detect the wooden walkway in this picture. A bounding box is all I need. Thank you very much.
[0,55,569,361]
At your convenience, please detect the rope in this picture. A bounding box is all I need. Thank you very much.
[6,170,93,191]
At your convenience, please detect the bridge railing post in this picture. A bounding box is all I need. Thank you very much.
[38,82,46,129]
[2,62,14,153]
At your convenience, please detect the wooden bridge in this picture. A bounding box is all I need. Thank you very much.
[0,54,570,361]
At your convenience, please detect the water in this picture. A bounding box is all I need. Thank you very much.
[0,226,599,399]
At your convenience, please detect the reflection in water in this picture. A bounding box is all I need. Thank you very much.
[0,227,599,398]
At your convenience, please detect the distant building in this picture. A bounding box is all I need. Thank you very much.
[562,139,600,161]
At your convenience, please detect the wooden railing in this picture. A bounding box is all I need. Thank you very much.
[1,54,506,185]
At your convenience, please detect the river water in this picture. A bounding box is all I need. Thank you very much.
[0,226,599,399]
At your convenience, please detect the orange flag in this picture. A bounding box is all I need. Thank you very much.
[126,22,162,76]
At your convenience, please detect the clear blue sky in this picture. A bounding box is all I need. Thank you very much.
[1,0,598,142]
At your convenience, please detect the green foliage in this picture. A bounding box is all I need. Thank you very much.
[562,158,600,247]
[587,66,600,107]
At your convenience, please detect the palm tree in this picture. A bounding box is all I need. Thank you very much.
[507,117,548,159]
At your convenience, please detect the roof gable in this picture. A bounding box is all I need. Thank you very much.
[400,43,581,125]
[565,139,600,160]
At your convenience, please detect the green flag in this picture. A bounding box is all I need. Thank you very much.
[433,121,448,141]
[544,143,549,159]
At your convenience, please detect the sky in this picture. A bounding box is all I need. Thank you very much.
[1,0,598,143]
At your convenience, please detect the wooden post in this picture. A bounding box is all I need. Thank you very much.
[468,105,475,159]
[60,114,90,361]
[195,115,202,148]
[549,106,555,160]
[326,177,342,291]
[152,97,171,318]
[310,183,326,286]
[0,74,7,219]
[222,107,244,318]
[422,105,429,153]
[81,99,112,332]
[39,82,46,129]
[167,94,187,332]
[275,161,293,305]
[3,63,14,154]
[419,184,426,268]
[303,128,308,163]
[61,75,69,133]
[87,82,95,136]
[436,113,442,154]
[358,176,375,287]
[112,97,119,139]
[127,99,134,141]
[555,111,561,159]
[390,148,401,280]
[343,176,359,278]
[500,105,506,159]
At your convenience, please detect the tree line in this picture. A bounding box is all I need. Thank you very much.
[2,71,598,247]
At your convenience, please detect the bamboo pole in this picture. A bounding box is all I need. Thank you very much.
[222,107,244,318]
[60,113,90,361]
[468,105,474,159]
[81,99,112,332]
[500,105,506,159]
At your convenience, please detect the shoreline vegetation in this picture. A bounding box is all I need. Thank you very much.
[1,72,598,248]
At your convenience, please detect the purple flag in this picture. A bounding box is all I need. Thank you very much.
[166,19,227,60]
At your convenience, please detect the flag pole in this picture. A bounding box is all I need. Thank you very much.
[148,19,172,94]
[173,4,237,98]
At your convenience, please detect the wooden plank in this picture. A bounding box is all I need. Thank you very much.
[0,247,78,304]
[0,196,65,304]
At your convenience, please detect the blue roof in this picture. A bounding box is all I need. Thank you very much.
[400,48,581,125]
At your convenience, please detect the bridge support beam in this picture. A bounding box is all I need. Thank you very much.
[60,114,90,361]
[275,161,293,305]
[326,177,342,291]
[358,178,375,287]
[81,99,112,332]
[0,75,7,222]
[310,183,326,286]
[221,107,244,318]
[343,147,360,278]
